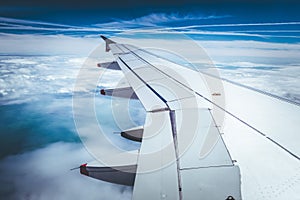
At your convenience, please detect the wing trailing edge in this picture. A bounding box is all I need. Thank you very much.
[80,164,137,186]
[97,61,121,70]
[99,87,138,99]
[80,36,242,199]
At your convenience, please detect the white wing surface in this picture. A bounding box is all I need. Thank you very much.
[79,36,300,200]
[86,36,241,200]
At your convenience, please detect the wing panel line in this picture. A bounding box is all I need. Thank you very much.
[169,110,183,200]
[118,54,184,199]
[118,57,168,104]
[137,46,300,107]
[196,90,300,161]
[121,44,300,161]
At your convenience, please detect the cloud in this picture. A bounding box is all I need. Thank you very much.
[0,55,81,104]
[170,21,300,30]
[198,40,300,64]
[154,29,268,38]
[125,13,228,25]
[1,15,299,40]
[0,17,124,34]
[121,27,300,40]
[0,142,132,200]
[151,20,300,39]
[236,30,300,33]
[1,33,299,105]
[95,13,229,28]
[0,52,120,105]
[213,64,300,104]
[0,33,101,55]
[0,24,122,33]
[0,13,227,34]
[0,17,77,28]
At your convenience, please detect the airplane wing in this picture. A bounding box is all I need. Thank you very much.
[79,36,300,200]
[80,36,241,200]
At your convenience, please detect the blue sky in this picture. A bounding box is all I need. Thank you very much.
[0,12,300,49]
[0,0,299,43]
[0,0,299,24]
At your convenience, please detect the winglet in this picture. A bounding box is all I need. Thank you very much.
[100,35,116,52]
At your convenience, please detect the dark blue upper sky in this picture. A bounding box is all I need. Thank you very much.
[0,0,299,25]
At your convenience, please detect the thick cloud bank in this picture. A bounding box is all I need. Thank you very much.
[0,142,132,200]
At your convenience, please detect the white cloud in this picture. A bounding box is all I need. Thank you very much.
[0,55,90,105]
[0,14,227,33]
[169,21,300,30]
[198,40,300,65]
[95,13,228,28]
[0,17,79,28]
[0,33,100,55]
[1,33,299,104]
[0,142,132,200]
[1,15,299,40]
[216,65,300,104]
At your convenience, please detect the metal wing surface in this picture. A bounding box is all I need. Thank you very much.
[79,36,300,200]
[91,36,241,200]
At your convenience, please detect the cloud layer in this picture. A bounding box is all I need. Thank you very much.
[0,142,132,200]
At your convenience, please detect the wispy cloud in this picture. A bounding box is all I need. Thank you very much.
[237,30,300,33]
[95,13,229,28]
[0,25,122,33]
[174,30,300,39]
[0,17,123,33]
[0,16,77,28]
[154,29,267,38]
[0,13,227,34]
[1,14,300,41]
[170,21,300,30]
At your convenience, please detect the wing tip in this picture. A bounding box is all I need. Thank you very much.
[100,35,115,52]
[100,35,108,41]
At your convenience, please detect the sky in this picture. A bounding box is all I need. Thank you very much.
[0,1,299,200]
[0,0,299,24]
